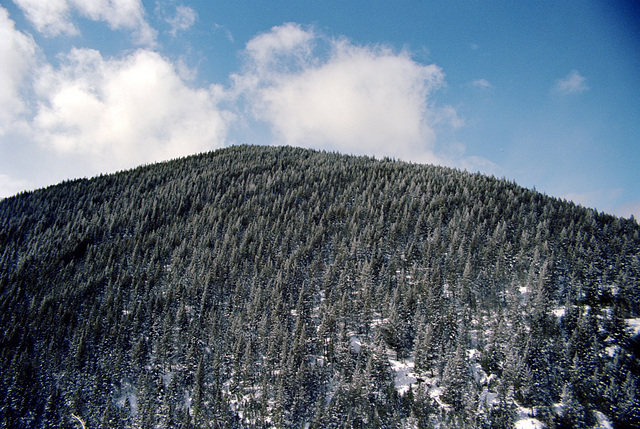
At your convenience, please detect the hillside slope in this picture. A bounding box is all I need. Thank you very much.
[1,145,639,428]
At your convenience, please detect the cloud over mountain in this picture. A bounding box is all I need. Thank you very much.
[32,48,230,171]
[235,23,459,164]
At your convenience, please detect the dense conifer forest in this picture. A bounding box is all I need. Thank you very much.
[1,145,639,428]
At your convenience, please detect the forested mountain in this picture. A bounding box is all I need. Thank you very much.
[1,145,639,428]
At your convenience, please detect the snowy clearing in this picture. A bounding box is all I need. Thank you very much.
[515,418,546,429]
[389,357,417,395]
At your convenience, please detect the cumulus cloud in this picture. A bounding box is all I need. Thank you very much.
[31,48,231,171]
[235,23,458,163]
[167,5,197,36]
[554,70,588,95]
[0,13,484,193]
[11,0,76,36]
[0,6,37,134]
[13,0,156,45]
[243,23,315,77]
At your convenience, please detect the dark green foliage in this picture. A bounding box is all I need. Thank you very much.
[1,145,639,427]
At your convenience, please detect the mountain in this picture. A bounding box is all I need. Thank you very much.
[1,145,639,428]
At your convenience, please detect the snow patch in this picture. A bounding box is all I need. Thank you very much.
[605,345,619,357]
[389,357,417,395]
[349,335,362,354]
[467,349,491,385]
[184,390,192,413]
[113,381,138,416]
[515,418,546,429]
[470,362,489,384]
[477,388,499,409]
[552,307,566,318]
[428,385,443,399]
[626,318,640,337]
[594,410,614,429]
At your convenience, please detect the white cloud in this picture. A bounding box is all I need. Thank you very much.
[13,0,156,45]
[235,24,460,164]
[0,174,31,199]
[11,0,77,36]
[0,17,488,194]
[554,70,588,95]
[31,48,231,171]
[471,78,492,89]
[243,23,315,76]
[0,6,38,134]
[167,5,196,36]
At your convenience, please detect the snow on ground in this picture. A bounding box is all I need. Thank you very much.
[514,418,546,429]
[389,357,417,395]
[605,345,620,357]
[626,318,640,337]
[113,380,138,416]
[552,307,566,318]
[594,411,614,429]
[349,335,362,354]
[467,349,494,385]
[514,404,547,429]
[477,388,499,410]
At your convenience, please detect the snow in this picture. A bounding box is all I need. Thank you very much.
[466,348,480,360]
[467,349,492,385]
[605,345,619,357]
[477,388,499,409]
[113,380,138,416]
[370,317,385,328]
[470,362,489,384]
[552,403,564,416]
[515,418,546,429]
[626,318,640,337]
[552,307,566,318]
[184,390,193,413]
[349,335,362,354]
[428,385,443,399]
[514,408,548,429]
[594,411,614,429]
[389,357,417,395]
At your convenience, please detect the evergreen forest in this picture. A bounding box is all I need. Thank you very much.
[1,145,639,428]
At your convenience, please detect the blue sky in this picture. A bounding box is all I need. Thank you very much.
[1,0,639,218]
